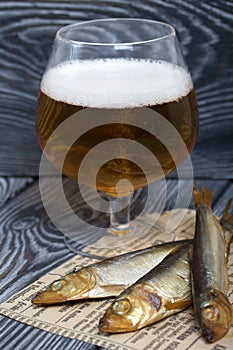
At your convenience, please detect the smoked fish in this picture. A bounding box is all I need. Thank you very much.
[99,242,193,333]
[32,239,190,305]
[191,188,233,343]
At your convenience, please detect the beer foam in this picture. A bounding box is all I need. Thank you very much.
[41,59,193,108]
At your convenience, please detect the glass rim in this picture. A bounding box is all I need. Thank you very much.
[56,18,176,46]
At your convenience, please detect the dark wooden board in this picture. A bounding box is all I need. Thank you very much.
[0,0,233,348]
[0,0,233,177]
[0,177,232,350]
[0,317,98,350]
[0,176,230,303]
[0,177,33,207]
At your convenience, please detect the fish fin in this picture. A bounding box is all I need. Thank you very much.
[224,265,230,292]
[96,284,127,296]
[193,186,213,208]
[220,199,233,233]
[220,199,233,258]
[220,198,232,223]
[226,213,233,226]
[166,296,192,310]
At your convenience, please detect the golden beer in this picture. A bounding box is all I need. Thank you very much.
[36,59,198,196]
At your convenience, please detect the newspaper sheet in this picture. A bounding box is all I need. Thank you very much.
[0,209,232,350]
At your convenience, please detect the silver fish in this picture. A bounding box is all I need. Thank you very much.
[32,239,190,305]
[191,187,233,343]
[99,242,193,333]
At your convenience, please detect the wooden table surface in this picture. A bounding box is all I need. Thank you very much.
[0,1,232,349]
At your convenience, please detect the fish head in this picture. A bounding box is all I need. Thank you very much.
[32,267,96,305]
[99,284,162,333]
[199,289,232,343]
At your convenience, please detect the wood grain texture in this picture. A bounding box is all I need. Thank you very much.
[0,177,33,207]
[0,0,233,348]
[0,0,232,177]
[0,177,232,350]
[0,317,98,350]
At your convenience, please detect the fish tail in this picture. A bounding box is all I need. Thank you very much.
[193,184,213,208]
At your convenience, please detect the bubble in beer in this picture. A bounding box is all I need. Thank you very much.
[41,59,193,108]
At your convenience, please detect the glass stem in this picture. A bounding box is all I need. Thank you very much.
[107,192,133,235]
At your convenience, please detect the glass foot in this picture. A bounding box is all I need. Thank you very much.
[63,217,153,260]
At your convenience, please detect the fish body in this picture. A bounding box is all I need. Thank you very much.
[191,188,233,343]
[32,239,190,305]
[99,242,192,333]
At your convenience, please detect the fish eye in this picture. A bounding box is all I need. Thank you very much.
[51,280,64,291]
[112,298,131,315]
[201,304,219,321]
[73,266,80,273]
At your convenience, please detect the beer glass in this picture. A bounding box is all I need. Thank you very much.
[37,19,198,251]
